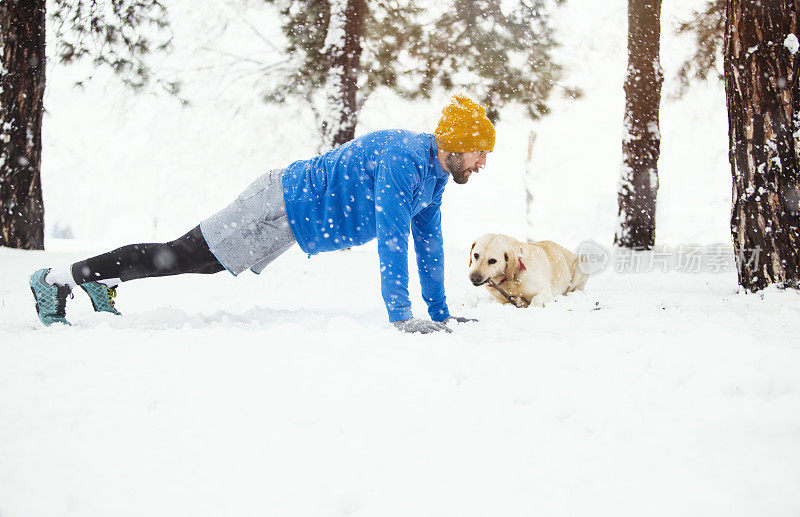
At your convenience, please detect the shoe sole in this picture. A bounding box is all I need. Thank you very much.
[30,285,41,319]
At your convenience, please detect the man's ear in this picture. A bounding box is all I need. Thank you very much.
[469,242,476,265]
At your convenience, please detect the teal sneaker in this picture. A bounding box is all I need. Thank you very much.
[79,281,122,316]
[29,268,72,326]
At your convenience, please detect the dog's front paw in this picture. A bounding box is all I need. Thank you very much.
[508,296,529,308]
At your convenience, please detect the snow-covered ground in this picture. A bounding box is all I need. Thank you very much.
[3,242,800,517]
[3,0,800,515]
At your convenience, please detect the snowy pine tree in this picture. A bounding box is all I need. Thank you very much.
[410,0,575,121]
[265,0,571,148]
[318,0,365,150]
[0,0,176,250]
[724,0,800,291]
[615,0,663,250]
[0,0,46,249]
[675,0,725,96]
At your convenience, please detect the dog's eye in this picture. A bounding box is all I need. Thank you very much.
[488,258,497,265]
[474,253,479,260]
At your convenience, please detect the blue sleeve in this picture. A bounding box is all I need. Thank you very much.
[374,153,416,322]
[412,202,450,321]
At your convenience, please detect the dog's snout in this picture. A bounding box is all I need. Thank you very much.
[469,271,484,285]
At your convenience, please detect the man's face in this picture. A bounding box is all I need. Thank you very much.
[445,151,488,184]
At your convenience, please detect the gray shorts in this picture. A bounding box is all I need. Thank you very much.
[200,168,297,275]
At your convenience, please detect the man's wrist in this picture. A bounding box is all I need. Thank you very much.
[429,304,450,322]
[388,307,414,323]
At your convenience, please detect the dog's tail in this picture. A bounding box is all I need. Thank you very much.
[567,254,591,292]
[568,241,610,291]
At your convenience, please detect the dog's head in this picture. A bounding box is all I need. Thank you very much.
[468,233,520,286]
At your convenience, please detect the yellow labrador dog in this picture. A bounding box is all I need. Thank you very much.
[468,233,588,308]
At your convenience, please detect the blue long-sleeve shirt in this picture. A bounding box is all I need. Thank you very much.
[281,130,450,322]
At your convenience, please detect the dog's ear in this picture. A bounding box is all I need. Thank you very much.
[504,244,520,279]
[469,241,476,265]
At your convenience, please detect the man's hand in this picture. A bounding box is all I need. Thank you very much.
[445,315,478,324]
[393,318,453,334]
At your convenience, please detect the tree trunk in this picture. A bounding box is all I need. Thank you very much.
[0,0,46,250]
[615,0,663,250]
[724,0,800,291]
[320,0,365,150]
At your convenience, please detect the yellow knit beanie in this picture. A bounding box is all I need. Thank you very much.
[434,94,496,153]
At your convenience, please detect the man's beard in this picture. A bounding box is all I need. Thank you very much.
[445,153,472,184]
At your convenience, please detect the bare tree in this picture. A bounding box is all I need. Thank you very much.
[724,0,800,291]
[615,0,663,250]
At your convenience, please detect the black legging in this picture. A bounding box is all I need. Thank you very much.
[71,225,225,284]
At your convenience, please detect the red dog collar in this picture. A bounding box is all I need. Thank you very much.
[492,257,526,286]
